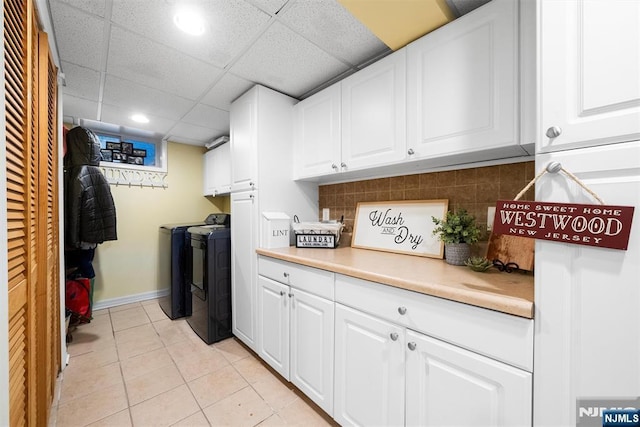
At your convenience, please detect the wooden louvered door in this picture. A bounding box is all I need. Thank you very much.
[5,0,61,424]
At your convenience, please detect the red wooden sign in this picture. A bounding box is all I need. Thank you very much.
[493,200,635,250]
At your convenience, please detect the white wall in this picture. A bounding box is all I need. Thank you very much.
[90,142,229,304]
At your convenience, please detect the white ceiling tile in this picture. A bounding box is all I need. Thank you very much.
[100,103,176,134]
[200,73,254,109]
[60,61,101,101]
[110,0,271,68]
[248,0,288,15]
[106,27,224,100]
[230,21,350,98]
[168,122,228,145]
[182,104,230,133]
[55,0,106,17]
[49,2,105,70]
[278,0,390,66]
[62,95,99,121]
[102,75,195,121]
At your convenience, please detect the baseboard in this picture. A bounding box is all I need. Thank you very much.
[93,288,170,311]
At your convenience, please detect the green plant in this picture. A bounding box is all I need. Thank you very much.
[464,257,493,272]
[431,209,481,244]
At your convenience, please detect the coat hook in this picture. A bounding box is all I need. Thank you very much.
[546,162,562,173]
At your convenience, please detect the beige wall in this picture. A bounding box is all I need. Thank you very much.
[92,142,229,303]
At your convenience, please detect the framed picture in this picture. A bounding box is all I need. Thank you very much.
[100,149,113,162]
[352,200,449,258]
[132,148,147,157]
[112,151,128,162]
[106,141,120,150]
[121,142,133,155]
[127,156,144,165]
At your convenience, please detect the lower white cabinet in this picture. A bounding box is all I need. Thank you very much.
[334,304,405,427]
[257,257,334,415]
[405,330,532,427]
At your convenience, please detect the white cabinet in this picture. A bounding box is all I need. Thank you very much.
[229,85,318,352]
[406,330,532,427]
[341,49,406,172]
[230,190,257,349]
[407,0,533,160]
[334,304,405,427]
[203,142,230,196]
[538,0,640,153]
[257,257,335,415]
[293,84,341,179]
[533,142,640,426]
[294,50,406,179]
[334,274,533,427]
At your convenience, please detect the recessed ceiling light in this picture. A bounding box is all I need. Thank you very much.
[174,10,205,36]
[131,114,149,124]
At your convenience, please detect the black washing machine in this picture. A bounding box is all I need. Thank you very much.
[186,213,232,344]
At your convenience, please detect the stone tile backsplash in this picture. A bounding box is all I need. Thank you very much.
[318,161,535,241]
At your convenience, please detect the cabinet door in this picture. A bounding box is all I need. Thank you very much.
[212,142,231,195]
[406,330,532,427]
[293,84,341,178]
[290,288,334,416]
[334,304,405,427]
[203,149,216,196]
[341,50,406,171]
[539,0,640,153]
[407,0,519,158]
[230,190,258,351]
[257,276,289,379]
[230,88,257,192]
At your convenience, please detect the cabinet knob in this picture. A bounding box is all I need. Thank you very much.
[283,272,289,278]
[407,342,417,351]
[279,291,285,296]
[546,126,562,139]
[398,306,407,315]
[407,148,415,155]
[249,181,255,187]
[340,162,347,169]
[331,163,338,171]
[390,332,399,341]
[288,293,294,298]
[249,194,254,199]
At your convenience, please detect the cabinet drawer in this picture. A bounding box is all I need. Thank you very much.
[335,274,533,371]
[258,256,334,300]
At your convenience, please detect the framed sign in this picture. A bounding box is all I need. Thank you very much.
[352,200,449,258]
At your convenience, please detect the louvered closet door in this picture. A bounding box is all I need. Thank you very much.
[5,0,61,424]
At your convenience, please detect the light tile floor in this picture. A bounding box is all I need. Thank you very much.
[51,299,337,427]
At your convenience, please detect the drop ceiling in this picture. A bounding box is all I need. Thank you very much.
[47,0,490,146]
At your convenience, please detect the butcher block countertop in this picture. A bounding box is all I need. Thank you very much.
[256,246,534,319]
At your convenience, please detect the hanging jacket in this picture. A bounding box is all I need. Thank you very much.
[64,126,117,248]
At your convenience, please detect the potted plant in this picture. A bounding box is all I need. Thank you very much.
[432,209,481,265]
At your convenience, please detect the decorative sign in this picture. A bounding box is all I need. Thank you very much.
[352,200,449,258]
[493,200,635,250]
[296,234,337,248]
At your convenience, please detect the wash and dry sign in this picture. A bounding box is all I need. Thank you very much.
[493,200,635,250]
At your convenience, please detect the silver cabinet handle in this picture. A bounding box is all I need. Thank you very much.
[398,306,407,315]
[407,148,415,155]
[390,332,399,341]
[331,163,338,170]
[408,342,417,351]
[340,162,347,169]
[249,181,255,187]
[249,194,254,199]
[283,272,289,278]
[546,126,562,138]
[279,291,285,296]
[288,293,293,298]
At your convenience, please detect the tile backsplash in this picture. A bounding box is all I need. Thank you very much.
[318,161,535,241]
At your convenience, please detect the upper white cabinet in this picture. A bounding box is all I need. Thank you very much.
[538,0,640,153]
[341,49,407,172]
[293,85,341,179]
[294,50,406,179]
[203,142,231,196]
[407,0,532,159]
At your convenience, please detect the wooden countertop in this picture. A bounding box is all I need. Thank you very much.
[256,246,534,319]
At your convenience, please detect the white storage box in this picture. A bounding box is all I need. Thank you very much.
[293,221,343,248]
[261,212,291,248]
